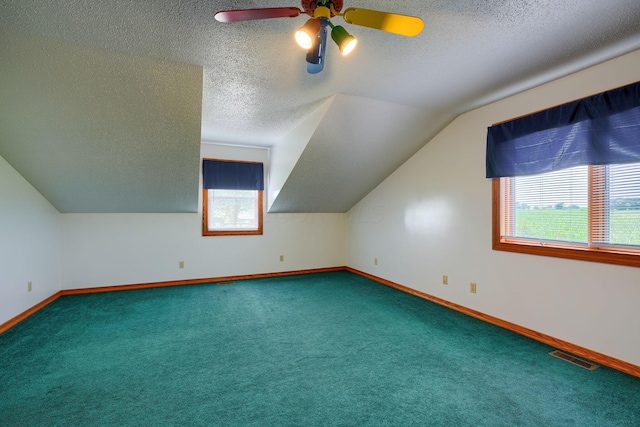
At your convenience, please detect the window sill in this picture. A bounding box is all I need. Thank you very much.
[493,238,640,268]
[202,229,263,237]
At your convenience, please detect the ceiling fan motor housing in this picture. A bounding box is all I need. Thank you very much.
[301,0,343,17]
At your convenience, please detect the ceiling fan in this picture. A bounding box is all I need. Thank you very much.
[214,0,424,74]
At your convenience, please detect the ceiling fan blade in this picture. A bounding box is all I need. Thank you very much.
[214,7,302,23]
[342,8,424,36]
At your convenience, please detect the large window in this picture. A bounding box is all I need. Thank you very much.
[488,81,640,267]
[493,163,640,266]
[202,159,264,236]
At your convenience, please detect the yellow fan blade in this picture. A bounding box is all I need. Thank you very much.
[342,8,424,37]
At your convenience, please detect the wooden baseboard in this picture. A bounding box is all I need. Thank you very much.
[1,266,346,333]
[346,267,640,379]
[0,292,62,334]
[60,266,347,296]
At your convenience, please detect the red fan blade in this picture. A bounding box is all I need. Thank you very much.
[215,7,302,23]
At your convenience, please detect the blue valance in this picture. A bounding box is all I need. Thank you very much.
[203,159,264,190]
[486,81,640,178]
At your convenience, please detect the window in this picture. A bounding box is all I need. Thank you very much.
[488,81,640,267]
[493,163,640,266]
[203,188,263,235]
[202,159,264,236]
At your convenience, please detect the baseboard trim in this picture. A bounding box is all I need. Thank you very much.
[0,292,62,334]
[0,266,346,333]
[346,267,640,379]
[59,266,347,296]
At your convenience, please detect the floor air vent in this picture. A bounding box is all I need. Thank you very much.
[549,350,599,370]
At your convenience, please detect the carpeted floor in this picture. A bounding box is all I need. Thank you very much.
[1,271,639,426]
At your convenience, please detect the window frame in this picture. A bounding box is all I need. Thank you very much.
[202,159,264,237]
[492,175,640,268]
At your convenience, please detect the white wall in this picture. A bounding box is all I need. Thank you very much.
[346,50,640,366]
[61,144,347,289]
[0,154,61,325]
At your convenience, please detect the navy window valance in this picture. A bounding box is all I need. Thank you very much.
[486,81,640,178]
[203,159,264,190]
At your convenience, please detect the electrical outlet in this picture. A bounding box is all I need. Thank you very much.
[280,255,284,262]
[179,261,184,269]
[442,275,448,285]
[470,282,477,293]
[374,258,378,265]
[28,281,32,292]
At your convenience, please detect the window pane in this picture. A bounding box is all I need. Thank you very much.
[608,162,640,247]
[208,189,258,230]
[509,166,588,243]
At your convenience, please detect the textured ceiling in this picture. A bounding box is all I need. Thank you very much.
[1,0,640,213]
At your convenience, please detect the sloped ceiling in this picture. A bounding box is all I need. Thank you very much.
[0,30,202,213]
[269,94,451,212]
[1,1,640,213]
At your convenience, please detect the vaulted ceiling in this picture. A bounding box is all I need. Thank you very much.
[1,1,639,213]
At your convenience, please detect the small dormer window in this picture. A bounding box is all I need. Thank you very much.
[202,159,264,236]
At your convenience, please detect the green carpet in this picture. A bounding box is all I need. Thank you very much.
[1,271,639,426]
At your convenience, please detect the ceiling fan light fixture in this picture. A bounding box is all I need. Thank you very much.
[306,42,322,65]
[295,18,321,49]
[306,19,328,74]
[330,25,357,56]
[306,30,323,65]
